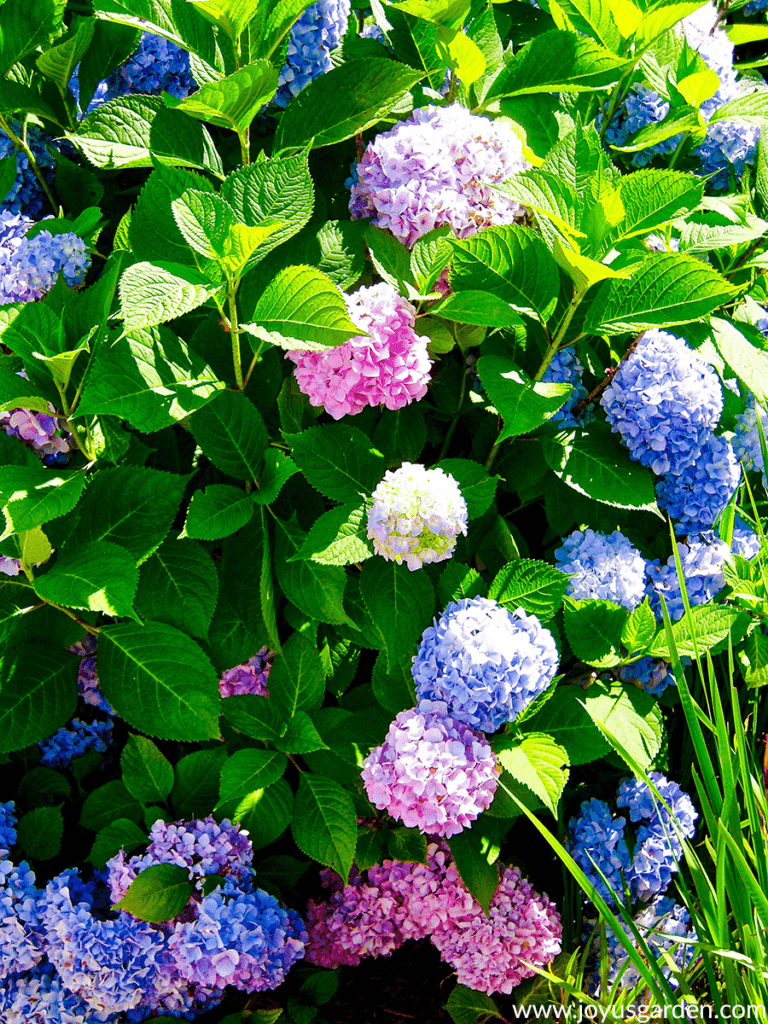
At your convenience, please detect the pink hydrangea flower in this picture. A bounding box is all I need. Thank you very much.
[361,700,499,838]
[287,282,431,420]
[349,104,529,248]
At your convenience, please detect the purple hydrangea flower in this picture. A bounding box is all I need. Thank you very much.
[555,529,647,610]
[0,125,55,218]
[0,211,90,303]
[361,700,500,837]
[0,408,70,464]
[274,0,351,106]
[367,462,468,571]
[68,635,113,714]
[412,596,559,731]
[219,647,274,698]
[0,557,21,576]
[602,330,723,476]
[617,657,678,698]
[0,801,17,850]
[568,798,632,906]
[656,434,740,533]
[38,717,112,769]
[645,533,732,621]
[0,850,44,979]
[350,104,529,247]
[541,349,595,428]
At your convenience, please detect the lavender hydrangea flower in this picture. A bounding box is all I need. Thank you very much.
[367,463,468,571]
[601,330,723,476]
[541,349,595,428]
[617,657,678,698]
[350,104,529,247]
[0,557,21,576]
[555,529,647,610]
[568,798,632,906]
[412,596,559,732]
[656,434,740,533]
[68,635,114,714]
[0,125,55,218]
[219,647,274,698]
[733,400,768,483]
[288,283,431,420]
[38,717,112,769]
[645,534,732,621]
[0,408,70,465]
[0,801,17,850]
[274,0,351,106]
[0,211,90,304]
[361,699,500,838]
[0,851,44,979]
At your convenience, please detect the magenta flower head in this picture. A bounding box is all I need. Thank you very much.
[360,699,500,838]
[349,104,528,247]
[367,462,468,571]
[288,283,431,420]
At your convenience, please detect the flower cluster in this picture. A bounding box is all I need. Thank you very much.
[567,798,632,905]
[732,514,762,560]
[601,330,723,476]
[349,104,529,247]
[361,700,499,837]
[219,647,274,698]
[275,0,351,106]
[541,348,595,428]
[0,848,44,979]
[555,529,647,610]
[0,962,96,1023]
[0,408,70,466]
[288,283,431,420]
[0,801,17,850]
[69,635,114,714]
[306,841,562,995]
[366,462,467,571]
[617,657,679,698]
[0,126,55,218]
[0,211,90,304]
[656,433,740,534]
[412,596,559,731]
[733,400,768,484]
[646,533,732,622]
[37,717,112,770]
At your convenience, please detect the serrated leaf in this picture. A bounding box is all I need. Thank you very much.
[477,355,572,442]
[287,424,385,503]
[438,458,497,520]
[34,540,138,619]
[493,170,582,240]
[231,777,294,850]
[134,539,219,639]
[252,449,299,505]
[268,630,326,720]
[494,733,569,815]
[190,390,268,481]
[581,683,663,769]
[371,650,416,714]
[0,644,77,753]
[292,504,373,565]
[249,265,361,349]
[185,484,254,541]
[388,827,428,864]
[171,747,229,820]
[739,628,768,688]
[605,170,705,247]
[89,817,147,869]
[99,621,221,741]
[621,598,656,653]
[36,15,94,90]
[437,562,486,606]
[711,317,768,407]
[114,863,195,922]
[648,604,749,659]
[121,733,174,804]
[1,470,85,535]
[119,261,217,331]
[360,558,435,672]
[217,749,287,807]
[80,780,143,832]
[291,773,357,882]
[222,694,286,741]
[274,710,328,753]
[168,61,278,133]
[448,829,499,917]
[17,805,64,861]
[488,558,570,619]
[0,0,66,76]
[188,0,261,38]
[444,984,503,1024]
[274,515,352,626]
[563,597,629,667]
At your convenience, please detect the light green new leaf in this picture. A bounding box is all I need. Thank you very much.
[248,265,362,348]
[168,61,278,133]
[489,558,570,620]
[494,733,569,815]
[36,16,95,90]
[119,261,218,330]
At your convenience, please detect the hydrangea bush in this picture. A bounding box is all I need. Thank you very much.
[0,0,768,1020]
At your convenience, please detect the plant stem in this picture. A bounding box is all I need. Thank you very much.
[533,288,586,382]
[47,600,100,635]
[228,285,244,390]
[238,128,250,166]
[55,382,93,460]
[572,329,645,416]
[438,368,468,460]
[485,437,501,473]
[447,70,458,104]
[0,116,58,214]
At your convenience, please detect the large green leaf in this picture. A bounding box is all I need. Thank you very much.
[448,830,499,917]
[247,0,316,60]
[168,62,278,133]
[273,516,352,626]
[217,749,287,806]
[98,621,221,740]
[114,863,195,922]
[171,747,228,819]
[134,539,219,639]
[494,733,569,815]
[188,0,260,38]
[0,644,77,753]
[287,424,385,503]
[190,390,268,480]
[648,605,749,659]
[34,540,138,619]
[91,0,218,59]
[268,631,326,720]
[36,16,95,91]
[563,597,628,667]
[292,504,373,566]
[247,265,361,349]
[121,733,174,803]
[119,261,218,331]
[476,355,572,442]
[493,170,582,242]
[184,484,254,541]
[488,558,570,619]
[274,59,424,151]
[17,806,64,861]
[232,777,294,850]
[78,21,142,114]
[711,317,768,407]
[359,558,434,671]
[1,469,86,535]
[605,170,705,247]
[0,0,66,76]
[291,773,357,882]
[553,0,621,50]
[80,780,143,832]
[130,166,216,266]
[580,683,663,769]
[222,693,286,742]
[89,818,146,869]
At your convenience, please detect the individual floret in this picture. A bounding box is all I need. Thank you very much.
[219,647,274,698]
[288,283,431,420]
[555,529,647,610]
[601,330,723,476]
[38,717,112,770]
[645,534,731,621]
[656,434,740,533]
[541,349,595,428]
[412,596,559,731]
[0,211,90,304]
[568,799,632,906]
[361,700,499,838]
[366,462,467,571]
[0,125,55,218]
[274,0,351,106]
[350,104,529,247]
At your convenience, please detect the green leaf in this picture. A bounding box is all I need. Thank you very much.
[67,466,188,563]
[648,604,749,660]
[360,557,434,670]
[185,484,254,541]
[431,290,523,329]
[476,355,572,442]
[274,515,352,626]
[0,357,50,415]
[739,628,768,688]
[488,558,570,619]
[543,424,659,512]
[222,694,286,742]
[492,170,582,241]
[268,630,326,720]
[621,598,656,654]
[0,644,77,754]
[287,424,385,503]
[188,0,261,38]
[444,984,503,1024]
[190,390,268,481]
[438,459,497,519]
[121,733,174,804]
[130,165,215,267]
[585,253,737,335]
[709,90,768,127]
[119,261,217,331]
[217,748,288,807]
[17,806,64,861]
[99,621,221,741]
[450,225,561,323]
[252,449,299,505]
[231,777,294,850]
[2,471,86,535]
[437,562,486,606]
[89,817,147,869]
[75,325,223,432]
[114,863,195,922]
[274,59,424,151]
[580,682,663,770]
[494,733,569,816]
[525,683,608,766]
[248,265,361,349]
[612,106,703,155]
[554,0,621,51]
[34,540,138,619]
[387,827,428,864]
[0,0,66,76]
[605,170,705,247]
[448,829,499,917]
[171,747,228,820]
[71,95,223,175]
[410,227,453,294]
[292,503,373,566]
[291,773,357,882]
[80,780,143,832]
[275,711,328,754]
[485,28,630,99]
[356,827,388,871]
[36,15,95,90]
[711,317,768,407]
[563,597,629,667]
[77,21,142,114]
[135,539,219,640]
[169,61,278,133]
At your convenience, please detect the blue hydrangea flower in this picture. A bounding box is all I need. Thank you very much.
[541,348,595,428]
[0,211,91,304]
[746,0,768,12]
[732,514,761,560]
[598,85,679,167]
[0,850,44,979]
[645,533,731,622]
[168,880,307,993]
[656,433,740,534]
[554,529,646,610]
[274,0,351,107]
[695,121,761,191]
[568,798,632,906]
[602,330,723,476]
[412,596,559,732]
[617,657,678,698]
[0,125,55,218]
[0,962,97,1023]
[733,400,768,483]
[38,717,112,769]
[0,801,17,850]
